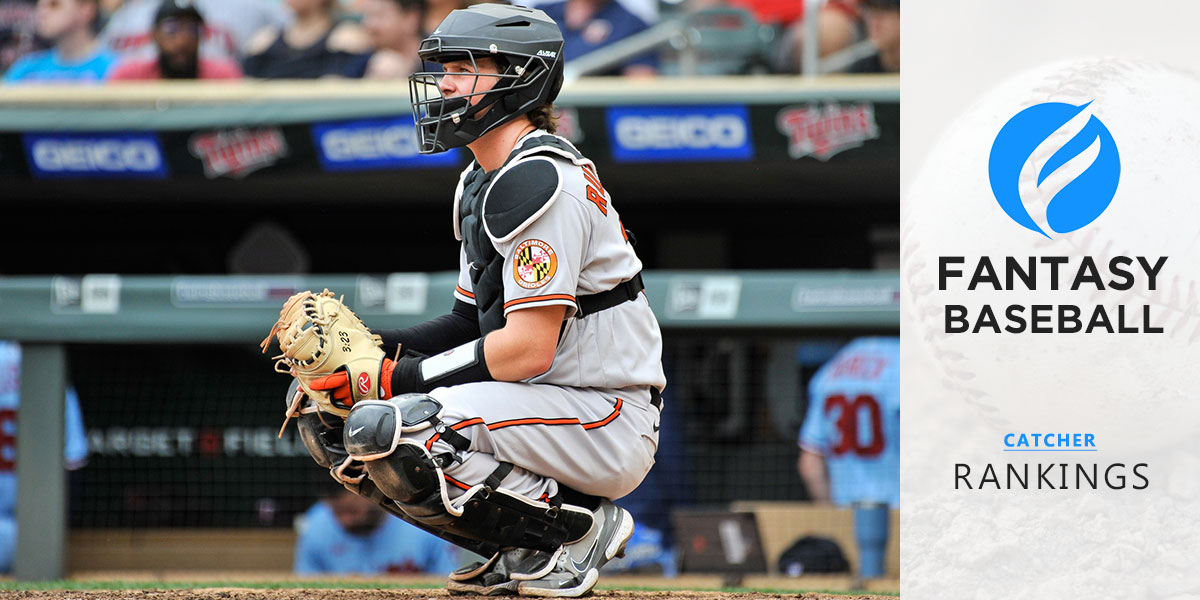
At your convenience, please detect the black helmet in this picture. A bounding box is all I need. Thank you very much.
[408,4,565,154]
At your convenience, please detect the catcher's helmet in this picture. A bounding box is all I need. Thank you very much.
[408,4,565,153]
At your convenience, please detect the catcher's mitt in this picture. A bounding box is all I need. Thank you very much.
[261,289,386,418]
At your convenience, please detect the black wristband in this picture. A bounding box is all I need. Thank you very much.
[389,350,427,395]
[389,338,493,395]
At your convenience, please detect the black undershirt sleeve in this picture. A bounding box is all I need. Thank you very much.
[376,299,481,357]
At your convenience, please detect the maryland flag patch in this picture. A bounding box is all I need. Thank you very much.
[513,239,558,289]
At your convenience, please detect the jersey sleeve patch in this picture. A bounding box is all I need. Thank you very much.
[512,239,558,289]
[483,157,562,244]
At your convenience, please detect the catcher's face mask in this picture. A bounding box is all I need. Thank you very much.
[409,48,555,153]
[407,4,565,154]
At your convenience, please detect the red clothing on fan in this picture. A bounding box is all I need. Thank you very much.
[109,56,242,80]
[726,0,860,27]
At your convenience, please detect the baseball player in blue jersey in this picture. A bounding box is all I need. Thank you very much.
[0,341,89,572]
[798,337,899,507]
[295,486,464,575]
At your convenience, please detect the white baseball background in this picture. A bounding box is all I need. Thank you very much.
[903,2,1200,598]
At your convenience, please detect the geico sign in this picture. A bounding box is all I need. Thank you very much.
[32,139,162,172]
[321,125,420,161]
[614,115,747,150]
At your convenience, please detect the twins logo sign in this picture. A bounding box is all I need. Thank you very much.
[987,101,1121,237]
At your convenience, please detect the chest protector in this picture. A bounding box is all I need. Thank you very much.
[456,134,585,335]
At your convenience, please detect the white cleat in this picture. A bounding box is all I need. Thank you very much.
[517,499,634,598]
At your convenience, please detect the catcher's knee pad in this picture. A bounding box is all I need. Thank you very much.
[344,394,593,552]
[284,379,347,469]
[344,394,447,504]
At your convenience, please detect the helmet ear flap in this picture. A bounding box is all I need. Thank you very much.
[502,90,523,113]
[484,57,538,115]
[545,60,564,104]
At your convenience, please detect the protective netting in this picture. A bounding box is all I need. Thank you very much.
[64,334,859,530]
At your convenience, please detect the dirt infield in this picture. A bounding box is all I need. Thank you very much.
[0,591,895,600]
[0,571,897,599]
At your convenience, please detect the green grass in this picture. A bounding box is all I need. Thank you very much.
[0,580,899,596]
[715,588,899,597]
[592,582,899,595]
[0,580,445,591]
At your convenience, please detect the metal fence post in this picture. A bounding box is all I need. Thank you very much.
[15,343,66,581]
[801,0,822,76]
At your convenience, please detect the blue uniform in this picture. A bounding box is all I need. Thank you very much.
[0,341,89,572]
[294,501,464,575]
[799,337,899,508]
[2,47,116,82]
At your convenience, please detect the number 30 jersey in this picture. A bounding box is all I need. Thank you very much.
[799,337,900,507]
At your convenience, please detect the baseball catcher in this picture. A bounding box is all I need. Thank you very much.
[264,5,666,597]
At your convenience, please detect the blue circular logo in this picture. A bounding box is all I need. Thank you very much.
[987,101,1120,238]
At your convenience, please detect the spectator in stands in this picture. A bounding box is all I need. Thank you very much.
[709,0,807,32]
[766,0,868,74]
[0,0,44,76]
[797,337,899,508]
[0,341,89,573]
[3,0,116,83]
[421,0,461,39]
[344,0,424,79]
[242,0,370,79]
[294,485,463,575]
[520,0,655,35]
[539,0,657,77]
[843,0,897,73]
[108,0,241,79]
[101,0,288,66]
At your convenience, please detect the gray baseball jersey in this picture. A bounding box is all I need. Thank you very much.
[422,130,665,503]
[452,130,667,394]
